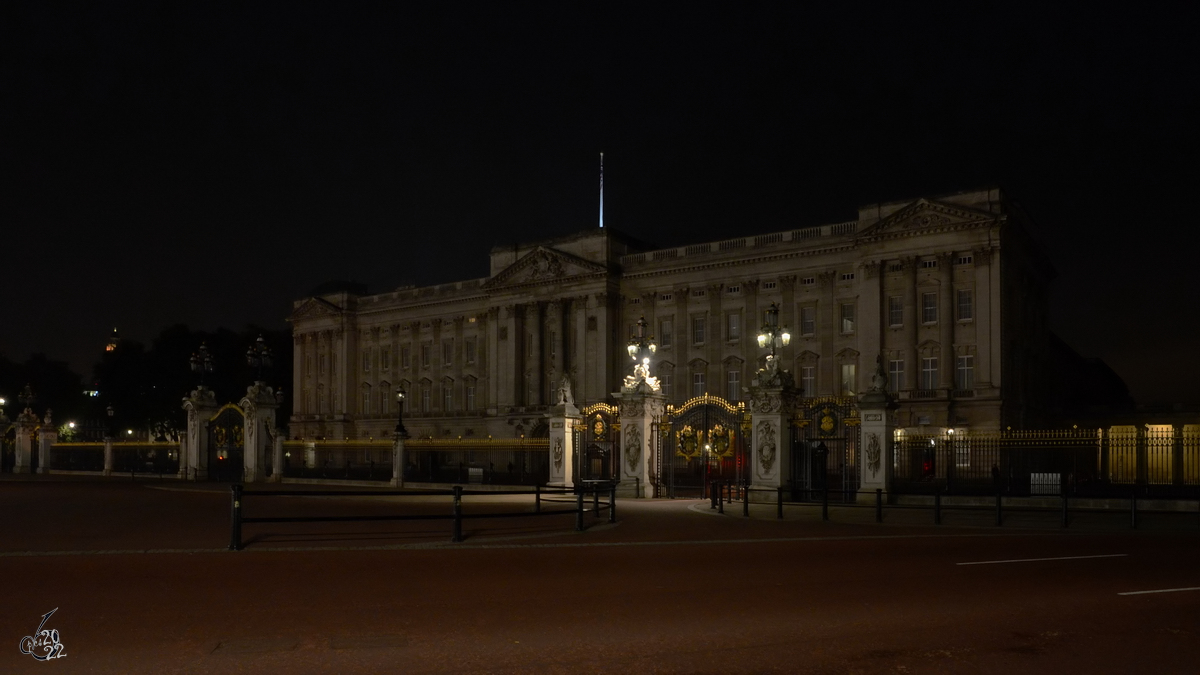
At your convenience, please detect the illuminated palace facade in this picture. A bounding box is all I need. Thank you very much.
[287,188,1054,440]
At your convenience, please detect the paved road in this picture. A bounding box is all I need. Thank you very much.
[1,478,1198,674]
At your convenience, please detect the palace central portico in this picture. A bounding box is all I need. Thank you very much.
[288,187,1054,443]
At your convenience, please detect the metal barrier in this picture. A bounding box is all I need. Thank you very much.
[229,482,618,550]
[702,479,1200,531]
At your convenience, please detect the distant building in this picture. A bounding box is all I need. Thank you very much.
[288,187,1057,439]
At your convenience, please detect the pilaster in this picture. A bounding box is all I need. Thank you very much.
[745,381,799,500]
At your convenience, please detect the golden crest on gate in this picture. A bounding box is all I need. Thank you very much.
[820,407,836,435]
[592,415,606,440]
[676,424,700,459]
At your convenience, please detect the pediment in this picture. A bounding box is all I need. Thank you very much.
[288,297,343,322]
[856,199,995,239]
[483,246,608,289]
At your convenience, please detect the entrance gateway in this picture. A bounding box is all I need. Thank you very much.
[791,397,861,502]
[656,395,750,499]
[207,404,245,482]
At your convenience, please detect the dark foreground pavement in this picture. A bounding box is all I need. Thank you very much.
[1,477,1198,674]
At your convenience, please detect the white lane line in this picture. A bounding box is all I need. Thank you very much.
[957,553,1128,566]
[1118,587,1200,596]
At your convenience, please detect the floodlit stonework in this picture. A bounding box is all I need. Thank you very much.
[288,187,1053,439]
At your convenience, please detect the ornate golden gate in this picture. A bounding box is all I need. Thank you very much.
[657,395,749,499]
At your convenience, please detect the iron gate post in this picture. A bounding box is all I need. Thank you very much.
[609,484,617,523]
[575,492,584,531]
[452,485,463,542]
[229,484,243,551]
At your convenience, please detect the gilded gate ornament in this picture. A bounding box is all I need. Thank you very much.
[676,425,700,459]
[709,423,733,459]
[819,407,836,435]
[593,415,606,440]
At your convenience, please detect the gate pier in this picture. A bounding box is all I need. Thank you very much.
[857,383,896,503]
[13,408,37,474]
[546,397,581,488]
[616,389,665,498]
[746,378,799,503]
[183,386,219,480]
[240,382,279,483]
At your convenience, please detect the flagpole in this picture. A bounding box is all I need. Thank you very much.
[599,152,604,229]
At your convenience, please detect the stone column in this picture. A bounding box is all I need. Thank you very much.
[389,434,408,487]
[858,381,897,503]
[240,382,279,483]
[13,409,36,474]
[37,412,57,474]
[545,399,581,487]
[182,386,218,480]
[615,389,666,498]
[745,371,799,502]
[271,433,285,482]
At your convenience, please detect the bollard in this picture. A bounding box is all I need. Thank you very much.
[452,486,463,542]
[876,488,883,524]
[575,492,585,532]
[593,488,600,518]
[718,483,724,514]
[609,484,617,523]
[710,481,718,510]
[995,490,1002,526]
[1131,493,1137,530]
[1061,492,1069,528]
[743,484,749,517]
[535,484,541,513]
[934,490,942,525]
[229,484,243,551]
[777,487,784,520]
[822,485,829,522]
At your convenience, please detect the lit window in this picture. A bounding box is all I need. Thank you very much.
[840,364,857,396]
[840,304,856,334]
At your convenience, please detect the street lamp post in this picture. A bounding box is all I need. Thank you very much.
[756,303,792,360]
[245,335,273,382]
[190,343,214,388]
[394,384,409,438]
[106,404,115,439]
[18,384,34,414]
[626,316,658,382]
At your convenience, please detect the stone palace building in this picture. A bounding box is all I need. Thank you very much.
[288,187,1054,440]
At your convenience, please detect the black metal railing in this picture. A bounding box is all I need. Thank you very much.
[228,482,618,550]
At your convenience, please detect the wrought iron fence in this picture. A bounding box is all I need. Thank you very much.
[279,438,551,485]
[111,443,180,474]
[893,426,1200,498]
[48,442,105,471]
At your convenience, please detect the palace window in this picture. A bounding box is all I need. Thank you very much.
[420,343,430,368]
[692,317,706,345]
[363,352,371,373]
[692,289,707,298]
[726,285,740,294]
[660,319,673,348]
[421,386,431,413]
[443,339,453,366]
[840,272,855,282]
[922,259,938,269]
[381,348,391,373]
[465,337,477,364]
[661,373,673,398]
[921,357,938,390]
[957,255,973,265]
[888,360,905,394]
[726,313,740,341]
[762,281,778,290]
[800,307,815,336]
[957,289,974,321]
[956,355,975,390]
[401,346,411,369]
[801,366,816,396]
[921,293,938,324]
[443,383,454,411]
[840,364,857,396]
[801,277,815,286]
[888,296,903,327]
[466,385,476,411]
[693,372,706,397]
[840,304,856,334]
[550,332,556,359]
[660,293,673,301]
[727,370,740,401]
[361,386,371,415]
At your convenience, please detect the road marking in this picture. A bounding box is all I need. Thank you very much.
[1118,587,1200,596]
[957,554,1127,566]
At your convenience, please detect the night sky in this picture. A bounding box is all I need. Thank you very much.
[3,3,1198,404]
